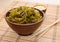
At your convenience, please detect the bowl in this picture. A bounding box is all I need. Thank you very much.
[5,7,44,36]
[35,5,47,13]
[34,4,47,13]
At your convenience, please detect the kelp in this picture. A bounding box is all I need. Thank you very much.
[7,6,42,24]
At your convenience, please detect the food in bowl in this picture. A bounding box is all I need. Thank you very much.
[5,6,44,36]
[6,6,42,24]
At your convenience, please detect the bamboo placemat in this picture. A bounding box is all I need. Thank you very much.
[0,1,60,42]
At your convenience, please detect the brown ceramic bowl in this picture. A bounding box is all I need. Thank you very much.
[34,5,47,13]
[5,8,44,36]
[35,6,46,13]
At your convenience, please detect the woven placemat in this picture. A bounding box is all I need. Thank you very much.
[0,1,60,42]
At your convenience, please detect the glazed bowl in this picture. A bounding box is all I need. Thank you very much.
[5,7,44,36]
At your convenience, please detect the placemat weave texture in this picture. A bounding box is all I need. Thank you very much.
[0,1,60,42]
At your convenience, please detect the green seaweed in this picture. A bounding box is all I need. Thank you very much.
[7,6,42,24]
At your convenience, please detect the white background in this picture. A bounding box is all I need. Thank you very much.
[0,0,60,11]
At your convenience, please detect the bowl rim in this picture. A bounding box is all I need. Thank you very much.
[4,7,45,26]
